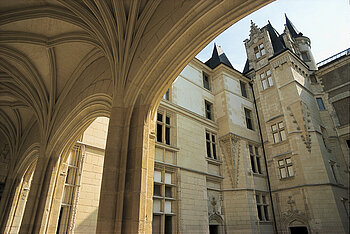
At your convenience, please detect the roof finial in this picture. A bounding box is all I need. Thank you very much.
[249,20,260,37]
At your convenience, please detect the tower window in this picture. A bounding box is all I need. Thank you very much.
[240,81,248,98]
[316,97,326,110]
[205,100,213,120]
[301,51,310,61]
[260,69,273,90]
[256,193,269,221]
[249,145,262,174]
[254,43,266,59]
[244,108,253,130]
[272,122,286,143]
[278,157,294,178]
[203,72,211,90]
[206,131,217,160]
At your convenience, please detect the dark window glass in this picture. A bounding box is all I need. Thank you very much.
[264,205,269,220]
[205,101,213,120]
[206,141,211,157]
[165,126,170,145]
[166,116,170,124]
[256,157,262,174]
[157,113,163,121]
[152,215,161,234]
[240,81,248,98]
[154,184,161,196]
[245,108,253,130]
[203,73,210,90]
[316,98,326,110]
[250,155,256,173]
[165,186,172,198]
[212,144,217,159]
[165,216,172,234]
[257,205,262,220]
[157,124,162,142]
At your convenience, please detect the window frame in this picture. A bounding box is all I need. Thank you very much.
[278,157,294,179]
[260,69,273,90]
[256,193,269,221]
[156,110,173,145]
[206,131,218,160]
[254,43,266,59]
[153,167,177,234]
[240,80,248,98]
[271,121,286,143]
[203,72,211,91]
[316,97,326,111]
[249,145,262,174]
[244,108,254,130]
[204,100,214,120]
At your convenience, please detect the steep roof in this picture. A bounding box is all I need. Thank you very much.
[285,14,303,38]
[265,21,286,55]
[205,43,233,69]
[242,59,250,74]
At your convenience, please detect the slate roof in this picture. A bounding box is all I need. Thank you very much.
[285,14,303,38]
[265,21,287,56]
[205,43,234,69]
[242,59,250,74]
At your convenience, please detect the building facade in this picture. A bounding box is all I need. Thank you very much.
[2,16,349,234]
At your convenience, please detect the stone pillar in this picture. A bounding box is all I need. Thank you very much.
[19,155,59,234]
[96,96,154,233]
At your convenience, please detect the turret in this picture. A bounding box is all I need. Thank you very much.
[284,14,317,70]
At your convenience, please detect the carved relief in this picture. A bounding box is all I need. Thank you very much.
[219,134,241,187]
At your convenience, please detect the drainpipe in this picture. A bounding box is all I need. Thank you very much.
[249,82,278,234]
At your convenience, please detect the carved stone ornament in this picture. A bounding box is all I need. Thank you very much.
[219,134,241,188]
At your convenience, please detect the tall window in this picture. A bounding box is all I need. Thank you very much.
[206,131,217,160]
[244,108,253,130]
[203,72,211,90]
[240,81,248,98]
[57,145,82,234]
[272,122,286,143]
[157,111,172,145]
[249,145,262,174]
[301,51,310,61]
[153,169,176,234]
[260,69,273,90]
[254,43,266,59]
[256,194,269,221]
[205,100,213,120]
[316,97,326,110]
[278,158,294,178]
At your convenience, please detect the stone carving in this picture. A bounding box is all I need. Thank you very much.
[219,134,241,187]
[249,20,260,38]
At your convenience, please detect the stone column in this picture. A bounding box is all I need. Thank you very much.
[19,154,59,234]
[96,96,155,233]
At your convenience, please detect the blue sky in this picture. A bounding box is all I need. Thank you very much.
[195,0,350,72]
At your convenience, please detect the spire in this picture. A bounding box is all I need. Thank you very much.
[266,21,286,55]
[285,14,303,38]
[205,43,233,69]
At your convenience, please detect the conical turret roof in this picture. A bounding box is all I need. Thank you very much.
[285,14,303,38]
[205,43,233,69]
[266,21,286,55]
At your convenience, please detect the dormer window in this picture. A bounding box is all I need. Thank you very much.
[254,43,266,59]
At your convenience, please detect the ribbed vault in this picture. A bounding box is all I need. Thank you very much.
[0,0,273,233]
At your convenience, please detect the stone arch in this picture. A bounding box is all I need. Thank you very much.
[0,143,38,233]
[281,213,310,234]
[209,213,225,234]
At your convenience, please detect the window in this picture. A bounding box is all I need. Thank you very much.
[260,69,273,90]
[272,122,286,143]
[301,51,310,61]
[316,97,326,110]
[329,161,339,184]
[278,158,294,178]
[205,100,213,120]
[162,89,170,101]
[249,145,262,174]
[244,108,253,130]
[254,43,266,59]
[240,81,248,98]
[57,145,82,234]
[206,131,217,160]
[256,194,269,221]
[153,169,176,234]
[203,72,211,90]
[157,111,172,145]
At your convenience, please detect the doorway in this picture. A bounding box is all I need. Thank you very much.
[209,224,219,234]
